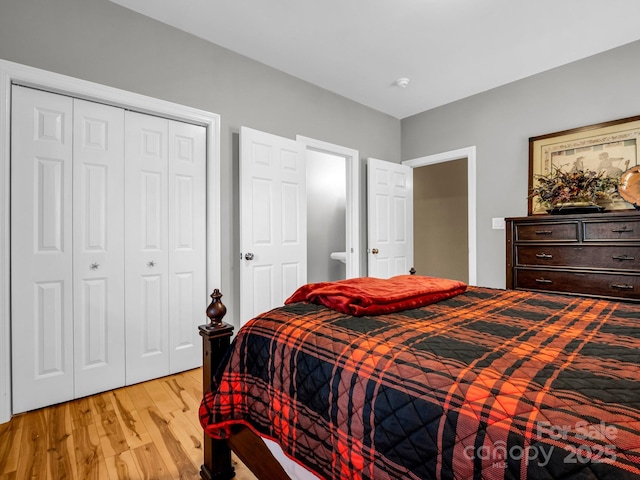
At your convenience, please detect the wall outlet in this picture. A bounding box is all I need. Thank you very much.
[492,217,505,230]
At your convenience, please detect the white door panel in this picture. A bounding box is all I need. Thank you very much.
[11,86,208,414]
[367,158,413,278]
[124,111,170,384]
[11,86,75,413]
[167,120,206,373]
[240,127,306,325]
[73,99,126,397]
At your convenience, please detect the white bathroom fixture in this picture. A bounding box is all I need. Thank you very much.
[330,251,347,264]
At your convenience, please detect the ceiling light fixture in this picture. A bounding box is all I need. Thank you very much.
[394,77,410,88]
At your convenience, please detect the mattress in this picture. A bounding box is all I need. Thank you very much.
[200,286,640,479]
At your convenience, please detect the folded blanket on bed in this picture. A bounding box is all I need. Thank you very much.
[284,274,467,316]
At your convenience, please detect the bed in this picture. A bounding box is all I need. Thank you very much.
[198,276,640,479]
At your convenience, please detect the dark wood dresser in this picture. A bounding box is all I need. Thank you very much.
[506,211,640,302]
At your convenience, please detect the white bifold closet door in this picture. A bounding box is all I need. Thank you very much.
[11,86,206,414]
[124,111,206,385]
[73,99,126,398]
[165,118,206,375]
[11,86,125,413]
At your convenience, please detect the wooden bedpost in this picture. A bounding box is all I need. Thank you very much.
[199,289,235,480]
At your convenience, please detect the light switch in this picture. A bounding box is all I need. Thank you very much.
[492,217,505,230]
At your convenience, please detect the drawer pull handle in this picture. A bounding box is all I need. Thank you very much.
[535,278,553,284]
[535,253,553,259]
[611,283,634,290]
[611,226,633,233]
[612,255,635,261]
[534,230,553,235]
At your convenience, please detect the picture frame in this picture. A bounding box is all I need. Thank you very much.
[528,115,640,214]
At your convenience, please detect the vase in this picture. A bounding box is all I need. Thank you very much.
[546,201,605,215]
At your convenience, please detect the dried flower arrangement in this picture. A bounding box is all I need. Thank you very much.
[529,167,619,209]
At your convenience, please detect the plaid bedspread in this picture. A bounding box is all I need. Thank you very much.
[200,287,640,479]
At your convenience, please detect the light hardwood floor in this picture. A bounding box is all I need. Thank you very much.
[0,368,257,480]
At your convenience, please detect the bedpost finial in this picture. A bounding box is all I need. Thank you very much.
[206,288,227,327]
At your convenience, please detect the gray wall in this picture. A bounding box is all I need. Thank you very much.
[0,0,400,321]
[402,40,640,288]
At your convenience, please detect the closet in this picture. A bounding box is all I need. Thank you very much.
[11,85,206,413]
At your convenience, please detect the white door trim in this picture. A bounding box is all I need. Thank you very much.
[402,146,477,286]
[0,58,221,424]
[296,136,360,278]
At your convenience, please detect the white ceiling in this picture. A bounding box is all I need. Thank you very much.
[110,0,640,119]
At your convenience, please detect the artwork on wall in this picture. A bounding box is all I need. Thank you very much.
[528,115,640,214]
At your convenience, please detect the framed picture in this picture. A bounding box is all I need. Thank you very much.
[528,115,640,214]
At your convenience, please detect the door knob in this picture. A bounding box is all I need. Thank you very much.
[90,263,99,270]
[244,252,254,261]
[147,261,155,267]
[371,248,379,254]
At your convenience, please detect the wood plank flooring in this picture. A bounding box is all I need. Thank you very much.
[0,368,257,480]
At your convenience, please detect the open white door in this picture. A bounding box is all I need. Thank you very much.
[240,127,306,326]
[367,158,414,278]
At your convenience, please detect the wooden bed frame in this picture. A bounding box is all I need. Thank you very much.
[199,289,292,480]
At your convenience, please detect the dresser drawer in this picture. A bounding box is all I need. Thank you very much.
[583,219,640,241]
[514,221,579,242]
[514,268,640,300]
[515,245,640,271]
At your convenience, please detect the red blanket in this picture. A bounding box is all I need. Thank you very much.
[284,274,467,316]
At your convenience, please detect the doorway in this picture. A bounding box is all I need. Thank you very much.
[306,150,347,282]
[403,146,477,285]
[413,159,468,282]
[297,135,360,280]
[239,130,360,325]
